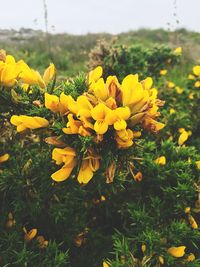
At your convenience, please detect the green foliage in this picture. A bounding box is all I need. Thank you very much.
[89,42,180,81]
[1,33,200,267]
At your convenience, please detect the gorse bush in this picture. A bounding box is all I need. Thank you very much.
[0,43,200,267]
[89,40,181,81]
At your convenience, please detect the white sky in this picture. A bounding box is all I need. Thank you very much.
[0,0,199,34]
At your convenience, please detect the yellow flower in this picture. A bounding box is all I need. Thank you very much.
[51,147,77,182]
[105,106,131,131]
[167,246,186,257]
[88,66,103,88]
[158,256,164,265]
[10,115,49,132]
[91,103,111,134]
[45,93,59,113]
[92,78,109,101]
[23,227,37,242]
[188,74,195,80]
[37,235,48,248]
[195,161,200,170]
[186,253,195,262]
[188,92,194,99]
[18,60,45,89]
[6,212,16,228]
[188,214,198,229]
[103,261,110,267]
[141,244,146,252]
[174,47,182,55]
[142,118,165,133]
[160,69,168,76]
[134,171,143,182]
[193,65,200,76]
[194,81,200,88]
[154,156,166,165]
[0,153,9,163]
[167,81,175,88]
[0,55,20,87]
[178,129,189,146]
[43,63,56,85]
[115,129,134,149]
[77,149,100,184]
[175,86,183,94]
[169,108,176,114]
[121,74,144,107]
[184,207,191,214]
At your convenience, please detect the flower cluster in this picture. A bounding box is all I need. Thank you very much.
[10,65,164,184]
[0,49,55,89]
[188,65,200,88]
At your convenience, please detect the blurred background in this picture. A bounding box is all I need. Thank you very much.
[1,0,200,75]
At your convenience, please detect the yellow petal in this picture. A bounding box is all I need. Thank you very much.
[77,160,93,184]
[114,119,127,131]
[154,156,166,165]
[193,66,200,76]
[45,93,59,113]
[88,66,103,84]
[43,63,56,85]
[94,120,108,135]
[167,246,186,258]
[51,163,76,182]
[93,78,108,101]
[186,253,195,262]
[91,103,111,121]
[25,229,37,242]
[178,130,188,146]
[0,153,9,163]
[195,161,200,170]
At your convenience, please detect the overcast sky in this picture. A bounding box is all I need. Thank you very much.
[0,0,199,34]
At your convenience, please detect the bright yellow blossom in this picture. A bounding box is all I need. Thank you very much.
[167,246,186,258]
[196,161,200,169]
[186,253,195,262]
[174,47,182,55]
[77,149,100,184]
[188,74,195,80]
[167,81,175,88]
[193,65,200,76]
[178,128,190,146]
[0,153,9,163]
[51,147,77,182]
[160,69,167,76]
[188,214,198,229]
[43,63,56,85]
[194,81,200,87]
[170,108,176,114]
[175,86,183,94]
[154,156,166,165]
[10,115,49,132]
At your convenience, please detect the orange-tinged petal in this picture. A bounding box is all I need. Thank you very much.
[51,164,75,182]
[0,153,9,163]
[167,246,186,258]
[24,228,37,242]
